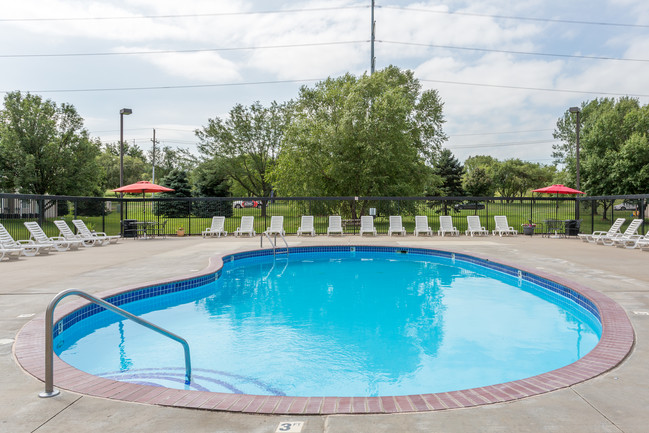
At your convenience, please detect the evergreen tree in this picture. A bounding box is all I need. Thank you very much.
[432,149,464,196]
[192,159,233,218]
[156,169,192,217]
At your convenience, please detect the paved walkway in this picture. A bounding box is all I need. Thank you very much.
[2,235,648,433]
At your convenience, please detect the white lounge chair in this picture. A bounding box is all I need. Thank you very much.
[466,215,488,236]
[234,216,256,237]
[414,216,433,236]
[600,219,642,246]
[0,243,22,261]
[0,222,50,256]
[72,220,119,245]
[202,216,227,238]
[388,216,406,236]
[264,216,285,236]
[578,218,625,243]
[54,220,98,247]
[359,216,377,236]
[615,232,649,249]
[438,216,459,236]
[297,216,315,236]
[24,221,82,251]
[327,216,344,236]
[492,216,518,236]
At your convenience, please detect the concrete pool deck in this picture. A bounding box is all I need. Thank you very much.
[2,234,648,432]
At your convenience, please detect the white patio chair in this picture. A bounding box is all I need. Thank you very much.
[601,219,643,246]
[0,222,49,256]
[388,216,406,236]
[297,216,316,236]
[202,216,227,238]
[465,215,488,236]
[438,216,459,236]
[234,216,256,237]
[492,216,518,236]
[578,218,625,243]
[615,232,649,249]
[264,216,285,236]
[54,220,98,247]
[24,221,82,251]
[327,216,344,236]
[72,220,119,245]
[413,215,433,236]
[0,243,23,261]
[359,216,377,236]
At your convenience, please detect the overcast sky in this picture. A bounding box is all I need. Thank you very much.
[2,0,648,165]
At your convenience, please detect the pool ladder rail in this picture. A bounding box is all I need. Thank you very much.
[260,231,289,256]
[39,288,192,398]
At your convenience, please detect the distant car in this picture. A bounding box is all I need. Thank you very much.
[454,202,486,211]
[233,200,258,209]
[614,202,637,211]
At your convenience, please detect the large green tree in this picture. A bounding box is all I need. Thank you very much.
[196,101,290,198]
[553,97,649,216]
[0,91,102,195]
[269,66,446,217]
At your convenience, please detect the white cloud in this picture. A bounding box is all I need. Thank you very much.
[2,0,649,165]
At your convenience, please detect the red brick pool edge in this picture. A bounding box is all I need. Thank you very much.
[14,247,635,415]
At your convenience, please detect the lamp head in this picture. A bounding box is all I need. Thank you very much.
[120,108,133,115]
[569,107,580,113]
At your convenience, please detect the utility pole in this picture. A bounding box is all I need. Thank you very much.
[151,129,159,184]
[370,0,376,74]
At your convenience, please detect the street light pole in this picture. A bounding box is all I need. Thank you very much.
[119,108,133,190]
[119,108,132,236]
[569,107,581,191]
[569,106,581,220]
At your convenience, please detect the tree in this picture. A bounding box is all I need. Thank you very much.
[553,97,649,217]
[0,91,102,196]
[192,158,233,218]
[149,145,198,183]
[463,167,494,197]
[196,101,290,217]
[428,149,463,214]
[155,169,192,217]
[431,149,464,196]
[269,66,447,217]
[97,142,150,190]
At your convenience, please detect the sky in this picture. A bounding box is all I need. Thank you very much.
[2,0,649,166]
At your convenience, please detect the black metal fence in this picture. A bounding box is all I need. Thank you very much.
[1,192,647,240]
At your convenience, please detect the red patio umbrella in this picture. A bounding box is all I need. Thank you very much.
[532,184,584,222]
[112,180,174,197]
[532,184,584,195]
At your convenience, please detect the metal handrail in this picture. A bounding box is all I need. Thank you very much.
[260,232,289,256]
[260,231,275,255]
[277,232,289,254]
[39,288,191,398]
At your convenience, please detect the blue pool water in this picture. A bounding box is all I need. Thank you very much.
[55,249,601,397]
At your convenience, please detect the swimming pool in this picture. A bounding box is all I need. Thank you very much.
[17,247,632,413]
[56,246,600,395]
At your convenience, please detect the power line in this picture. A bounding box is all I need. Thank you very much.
[451,128,553,137]
[379,5,649,29]
[0,6,368,22]
[380,40,649,63]
[421,79,649,98]
[448,139,557,149]
[3,78,324,94]
[0,40,368,59]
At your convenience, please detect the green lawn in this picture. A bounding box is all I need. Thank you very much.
[1,199,644,238]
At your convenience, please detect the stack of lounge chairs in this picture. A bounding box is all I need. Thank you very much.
[0,220,120,262]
